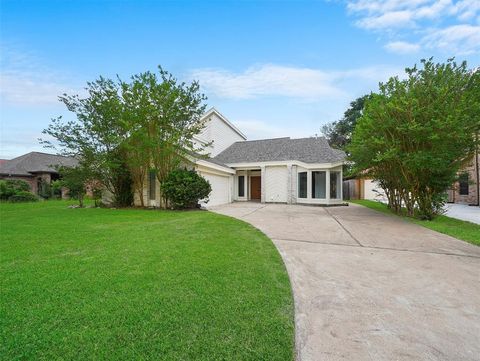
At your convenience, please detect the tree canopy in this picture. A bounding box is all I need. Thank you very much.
[322,95,369,151]
[42,67,207,207]
[349,58,480,219]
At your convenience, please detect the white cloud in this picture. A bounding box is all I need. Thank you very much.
[191,64,345,100]
[423,24,480,54]
[234,119,312,140]
[0,47,80,106]
[0,72,77,106]
[347,0,432,14]
[451,0,480,21]
[356,10,414,29]
[385,41,421,54]
[191,64,401,101]
[348,0,460,24]
[349,0,451,29]
[346,0,480,54]
[415,0,452,19]
[0,130,50,159]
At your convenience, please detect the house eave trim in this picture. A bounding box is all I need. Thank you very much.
[226,160,344,169]
[195,159,236,174]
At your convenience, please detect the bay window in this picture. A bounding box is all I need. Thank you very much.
[312,171,326,199]
[298,172,307,198]
[330,171,341,199]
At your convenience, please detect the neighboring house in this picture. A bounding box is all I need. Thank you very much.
[343,177,387,202]
[447,153,480,206]
[137,108,346,207]
[0,152,78,194]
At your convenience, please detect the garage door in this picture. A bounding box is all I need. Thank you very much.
[199,172,231,207]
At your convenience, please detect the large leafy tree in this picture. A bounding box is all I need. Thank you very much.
[321,95,369,151]
[42,77,131,206]
[119,69,207,206]
[349,58,480,219]
[42,67,207,208]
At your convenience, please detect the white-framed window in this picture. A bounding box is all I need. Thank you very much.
[312,171,326,199]
[330,171,341,199]
[298,172,307,198]
[238,175,245,197]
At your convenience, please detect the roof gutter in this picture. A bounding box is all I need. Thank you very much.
[225,160,345,169]
[195,159,236,174]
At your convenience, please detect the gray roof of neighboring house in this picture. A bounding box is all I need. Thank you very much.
[213,137,346,164]
[0,152,78,176]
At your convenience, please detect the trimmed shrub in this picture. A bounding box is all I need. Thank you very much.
[0,179,31,200]
[161,169,211,209]
[8,191,38,203]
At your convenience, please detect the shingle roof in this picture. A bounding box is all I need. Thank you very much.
[0,152,78,176]
[213,137,346,164]
[200,157,231,168]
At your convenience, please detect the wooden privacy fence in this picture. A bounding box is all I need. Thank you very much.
[343,179,360,200]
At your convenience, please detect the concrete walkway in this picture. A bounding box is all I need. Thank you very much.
[211,202,480,361]
[445,203,480,225]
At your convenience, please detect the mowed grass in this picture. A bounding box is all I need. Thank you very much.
[350,200,480,246]
[0,201,294,360]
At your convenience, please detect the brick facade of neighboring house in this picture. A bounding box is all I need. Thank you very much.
[447,152,480,206]
[0,152,78,195]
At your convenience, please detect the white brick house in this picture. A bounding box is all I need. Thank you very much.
[137,108,346,207]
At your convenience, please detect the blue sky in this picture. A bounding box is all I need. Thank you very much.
[1,0,479,158]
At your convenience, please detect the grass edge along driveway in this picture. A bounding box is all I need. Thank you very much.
[0,201,294,360]
[350,199,480,246]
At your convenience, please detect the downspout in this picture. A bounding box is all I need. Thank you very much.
[476,132,479,206]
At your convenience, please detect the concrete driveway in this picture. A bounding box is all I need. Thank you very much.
[211,202,480,361]
[445,203,480,225]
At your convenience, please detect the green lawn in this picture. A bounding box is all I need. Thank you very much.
[0,201,294,360]
[350,200,480,246]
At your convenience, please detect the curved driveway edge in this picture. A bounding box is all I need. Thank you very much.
[211,202,480,361]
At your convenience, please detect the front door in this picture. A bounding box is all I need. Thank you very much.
[250,176,261,200]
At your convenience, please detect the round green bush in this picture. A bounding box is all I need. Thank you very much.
[8,191,38,203]
[161,169,211,209]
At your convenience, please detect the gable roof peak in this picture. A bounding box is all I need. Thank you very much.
[202,107,247,140]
